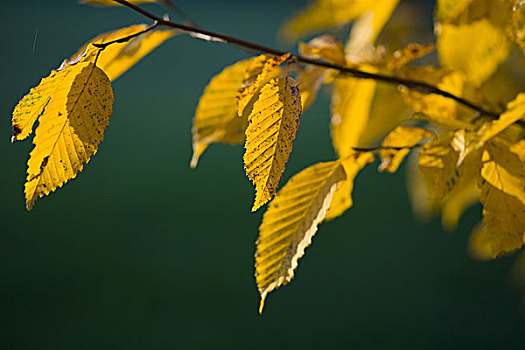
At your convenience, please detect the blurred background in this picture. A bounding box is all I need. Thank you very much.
[1,0,525,348]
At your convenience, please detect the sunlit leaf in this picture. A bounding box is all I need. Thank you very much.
[237,54,290,117]
[330,74,376,158]
[437,19,512,86]
[324,152,375,221]
[378,126,435,173]
[69,24,176,81]
[190,59,252,168]
[299,35,346,65]
[280,0,372,42]
[244,77,302,211]
[256,160,346,312]
[17,61,114,210]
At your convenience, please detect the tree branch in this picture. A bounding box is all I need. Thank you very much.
[111,0,523,124]
[92,21,160,50]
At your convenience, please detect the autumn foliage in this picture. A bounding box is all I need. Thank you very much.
[10,0,525,312]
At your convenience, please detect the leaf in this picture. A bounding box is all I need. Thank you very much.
[378,126,434,173]
[280,0,372,42]
[475,93,525,147]
[298,35,346,65]
[21,61,114,210]
[324,152,374,221]
[397,67,469,128]
[418,136,460,199]
[511,1,525,54]
[482,140,525,206]
[467,222,522,260]
[436,19,512,86]
[244,77,302,211]
[190,59,252,168]
[435,0,475,21]
[12,70,67,142]
[345,0,400,56]
[80,0,157,6]
[385,44,435,71]
[255,160,346,312]
[470,139,525,258]
[69,25,176,81]
[237,54,290,117]
[296,66,328,110]
[330,75,377,158]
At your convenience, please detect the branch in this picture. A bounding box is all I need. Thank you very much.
[351,144,423,153]
[112,0,522,123]
[92,21,160,50]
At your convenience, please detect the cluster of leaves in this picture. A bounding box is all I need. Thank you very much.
[11,0,525,313]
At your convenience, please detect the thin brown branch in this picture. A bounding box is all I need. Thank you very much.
[351,144,424,153]
[111,0,523,124]
[92,21,160,50]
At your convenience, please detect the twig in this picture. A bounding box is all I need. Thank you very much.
[351,144,424,153]
[111,0,523,123]
[92,21,160,50]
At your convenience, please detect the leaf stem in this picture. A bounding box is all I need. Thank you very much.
[112,0,519,122]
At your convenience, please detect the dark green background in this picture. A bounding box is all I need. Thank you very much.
[1,0,524,348]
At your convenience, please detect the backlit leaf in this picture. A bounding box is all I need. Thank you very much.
[345,0,400,55]
[22,61,114,210]
[255,160,346,312]
[69,24,176,81]
[330,75,376,158]
[280,0,372,42]
[296,66,329,110]
[190,59,252,168]
[472,140,525,258]
[397,67,469,128]
[244,77,302,211]
[237,54,290,117]
[298,35,346,65]
[437,19,511,86]
[324,152,374,221]
[378,126,435,173]
[435,0,475,21]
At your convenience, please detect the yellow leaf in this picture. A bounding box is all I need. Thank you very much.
[237,54,290,117]
[70,25,176,81]
[324,152,374,221]
[330,75,377,158]
[419,136,460,199]
[280,0,372,42]
[190,59,252,168]
[385,44,435,71]
[437,19,512,86]
[397,67,469,128]
[378,126,435,173]
[482,140,525,205]
[471,139,525,258]
[80,0,157,6]
[296,66,328,110]
[475,93,525,146]
[468,221,523,260]
[12,70,68,142]
[244,77,302,211]
[511,1,525,54]
[345,0,400,55]
[255,160,346,313]
[435,0,475,21]
[298,35,346,66]
[358,85,411,147]
[23,61,114,210]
